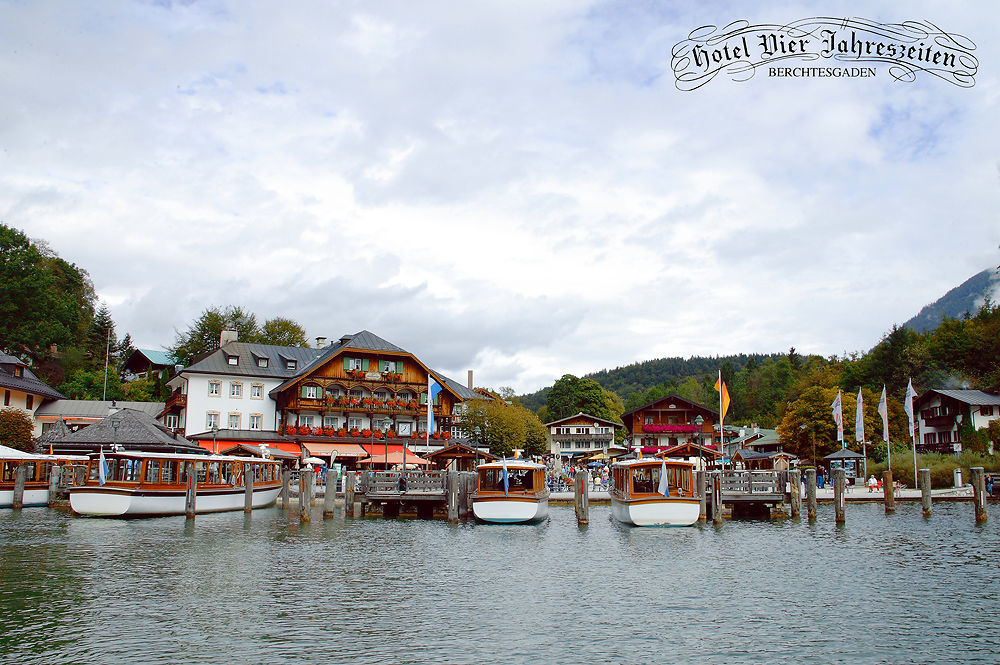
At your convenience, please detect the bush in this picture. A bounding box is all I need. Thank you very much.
[0,408,34,452]
[866,451,1000,489]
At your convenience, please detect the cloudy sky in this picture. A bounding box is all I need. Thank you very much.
[2,1,998,394]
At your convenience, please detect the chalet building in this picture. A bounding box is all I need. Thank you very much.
[914,389,1000,454]
[0,352,64,433]
[161,330,475,462]
[545,412,622,460]
[122,349,177,380]
[620,395,718,455]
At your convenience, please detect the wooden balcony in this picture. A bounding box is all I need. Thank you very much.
[550,433,613,443]
[290,396,444,416]
[164,390,186,411]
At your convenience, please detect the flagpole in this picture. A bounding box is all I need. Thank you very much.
[718,370,725,472]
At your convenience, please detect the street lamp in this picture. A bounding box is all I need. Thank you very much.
[111,416,120,453]
[212,423,219,454]
[694,415,704,470]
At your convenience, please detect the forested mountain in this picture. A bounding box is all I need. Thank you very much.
[904,269,998,333]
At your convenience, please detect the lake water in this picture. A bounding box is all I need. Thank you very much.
[1,502,997,665]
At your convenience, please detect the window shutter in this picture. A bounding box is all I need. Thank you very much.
[397,361,403,373]
[362,359,369,371]
[380,360,388,372]
[420,393,427,405]
[343,357,351,371]
[301,386,309,398]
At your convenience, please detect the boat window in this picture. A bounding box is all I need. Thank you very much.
[87,461,98,481]
[479,467,534,492]
[207,462,221,484]
[119,459,141,483]
[2,461,17,482]
[220,462,232,484]
[162,461,176,483]
[631,467,655,494]
[145,460,161,484]
[195,462,207,483]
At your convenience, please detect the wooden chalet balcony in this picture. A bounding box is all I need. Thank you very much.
[164,389,186,410]
[922,415,956,428]
[550,433,613,442]
[917,441,961,454]
[291,396,444,416]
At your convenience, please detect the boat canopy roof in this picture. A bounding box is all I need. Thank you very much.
[475,459,545,470]
[86,451,278,463]
[612,458,695,469]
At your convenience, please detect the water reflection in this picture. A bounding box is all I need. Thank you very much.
[1,502,997,664]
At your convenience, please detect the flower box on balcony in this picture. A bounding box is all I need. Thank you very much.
[337,428,347,437]
[361,429,372,438]
[349,429,360,437]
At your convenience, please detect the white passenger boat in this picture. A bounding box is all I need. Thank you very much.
[472,459,549,523]
[1,445,89,508]
[70,451,282,517]
[610,458,699,526]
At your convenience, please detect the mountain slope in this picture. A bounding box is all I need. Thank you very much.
[904,269,999,333]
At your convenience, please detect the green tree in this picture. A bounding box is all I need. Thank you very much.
[86,303,118,372]
[170,305,258,365]
[0,407,35,452]
[0,224,96,367]
[58,369,125,401]
[546,374,615,422]
[260,317,309,347]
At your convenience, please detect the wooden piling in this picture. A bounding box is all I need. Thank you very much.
[805,468,817,521]
[574,470,589,525]
[711,472,723,525]
[464,472,476,517]
[184,461,197,518]
[243,462,254,513]
[353,501,363,519]
[345,471,355,510]
[971,467,987,523]
[833,468,846,524]
[789,469,801,518]
[323,468,337,518]
[697,470,707,522]
[299,469,315,522]
[447,471,459,523]
[882,470,895,513]
[47,464,61,507]
[279,467,290,509]
[12,465,26,510]
[919,468,932,517]
[457,472,469,520]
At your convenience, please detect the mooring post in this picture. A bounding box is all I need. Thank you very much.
[805,468,817,521]
[244,462,254,514]
[279,467,290,509]
[447,471,459,523]
[185,461,197,518]
[882,470,895,513]
[457,472,469,520]
[345,471,355,508]
[464,472,476,516]
[12,465,26,510]
[919,468,932,517]
[833,468,846,524]
[574,470,589,525]
[697,470,707,522]
[971,467,987,523]
[323,468,337,519]
[299,469,314,522]
[789,469,801,518]
[47,464,61,506]
[711,472,723,525]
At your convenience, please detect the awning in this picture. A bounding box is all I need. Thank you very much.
[300,442,369,458]
[358,450,430,466]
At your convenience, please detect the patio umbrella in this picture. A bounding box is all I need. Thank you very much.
[303,456,325,465]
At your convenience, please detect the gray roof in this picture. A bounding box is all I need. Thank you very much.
[734,449,792,460]
[35,400,164,419]
[0,354,64,401]
[219,443,298,460]
[181,342,326,379]
[921,389,1000,407]
[544,412,624,428]
[269,330,477,401]
[42,408,203,454]
[824,447,866,460]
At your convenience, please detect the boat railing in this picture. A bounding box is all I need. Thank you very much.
[57,464,89,490]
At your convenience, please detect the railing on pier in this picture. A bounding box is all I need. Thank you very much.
[720,470,787,496]
[360,471,448,498]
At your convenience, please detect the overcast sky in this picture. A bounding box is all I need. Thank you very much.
[2,1,998,394]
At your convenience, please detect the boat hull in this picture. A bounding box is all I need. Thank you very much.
[0,489,49,508]
[70,486,281,517]
[472,496,548,523]
[611,496,699,526]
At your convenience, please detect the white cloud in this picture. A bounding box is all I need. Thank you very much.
[1,0,998,394]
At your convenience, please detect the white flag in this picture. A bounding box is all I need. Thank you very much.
[657,458,669,497]
[831,389,843,442]
[855,388,865,443]
[878,385,889,442]
[904,379,918,438]
[98,447,108,486]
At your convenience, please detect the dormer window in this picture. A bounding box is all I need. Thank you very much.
[13,366,23,378]
[226,355,238,366]
[287,360,297,371]
[257,357,268,368]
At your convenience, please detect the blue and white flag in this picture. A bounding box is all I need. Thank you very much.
[831,389,844,443]
[98,447,109,486]
[501,457,509,496]
[657,458,670,497]
[904,378,918,438]
[855,388,865,443]
[426,375,444,442]
[878,385,889,442]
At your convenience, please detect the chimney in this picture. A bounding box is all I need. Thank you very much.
[316,336,327,348]
[108,400,119,416]
[467,370,474,390]
[339,335,352,345]
[220,329,238,346]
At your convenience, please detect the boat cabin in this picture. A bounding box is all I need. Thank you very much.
[611,459,694,498]
[84,453,281,489]
[476,462,546,495]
